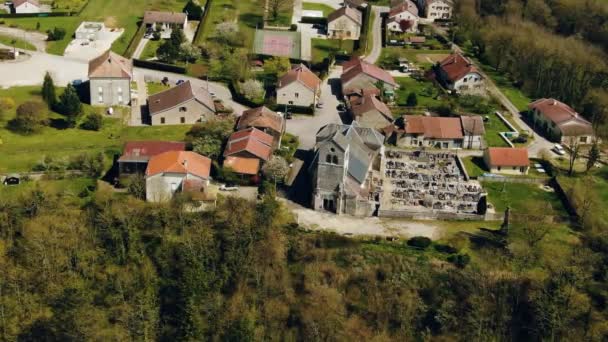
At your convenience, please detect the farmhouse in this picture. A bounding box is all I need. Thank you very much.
[88,50,133,107]
[223,128,274,179]
[145,151,212,203]
[528,98,594,144]
[10,0,41,14]
[341,58,397,97]
[483,147,530,175]
[350,93,393,130]
[425,0,453,21]
[237,106,285,148]
[327,6,362,40]
[147,81,215,126]
[387,0,420,33]
[277,64,322,109]
[386,115,485,149]
[118,141,186,175]
[310,122,385,216]
[435,53,484,93]
[143,11,188,38]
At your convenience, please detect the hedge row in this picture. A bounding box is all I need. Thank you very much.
[132,59,186,74]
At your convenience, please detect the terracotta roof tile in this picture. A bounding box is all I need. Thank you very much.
[486,147,529,167]
[146,151,211,179]
[278,64,322,92]
[224,128,274,161]
[237,106,285,135]
[118,141,186,162]
[529,98,593,136]
[88,50,132,78]
[403,115,463,139]
[341,58,396,87]
[389,0,419,17]
[438,53,480,82]
[148,81,214,116]
[223,156,261,175]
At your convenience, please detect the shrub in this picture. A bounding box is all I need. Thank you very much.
[434,244,458,254]
[9,101,48,134]
[183,0,203,20]
[46,27,66,41]
[447,253,471,268]
[80,112,103,131]
[290,24,298,31]
[407,236,432,249]
[406,92,418,107]
[239,79,265,102]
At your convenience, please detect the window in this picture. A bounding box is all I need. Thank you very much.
[98,86,103,93]
[580,136,588,143]
[98,95,103,103]
[160,117,165,124]
[295,93,299,98]
[513,166,517,170]
[332,155,338,164]
[520,167,526,173]
[497,166,502,171]
[289,101,294,105]
[326,155,332,163]
[118,95,123,104]
[117,87,122,93]
[180,117,185,124]
[179,106,187,112]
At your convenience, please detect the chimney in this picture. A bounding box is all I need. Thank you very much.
[551,99,557,105]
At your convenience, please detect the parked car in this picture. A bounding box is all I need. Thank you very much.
[209,91,217,98]
[285,112,293,119]
[220,184,239,191]
[176,79,185,85]
[553,144,566,155]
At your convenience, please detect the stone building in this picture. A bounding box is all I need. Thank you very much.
[327,6,362,40]
[148,81,215,125]
[310,122,385,216]
[88,50,133,106]
[277,64,322,108]
[528,98,594,144]
[425,0,453,21]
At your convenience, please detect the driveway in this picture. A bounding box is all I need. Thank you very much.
[286,66,344,149]
[132,37,149,59]
[0,50,88,87]
[0,26,47,52]
[63,28,124,61]
[363,6,388,64]
[292,0,303,25]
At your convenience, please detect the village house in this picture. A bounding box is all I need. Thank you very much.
[387,0,420,33]
[350,93,393,130]
[10,0,41,14]
[341,58,397,98]
[344,0,367,9]
[223,128,274,181]
[434,53,484,94]
[483,147,530,175]
[310,122,385,216]
[88,50,133,107]
[145,151,212,203]
[528,98,594,144]
[327,6,363,40]
[148,81,215,126]
[277,64,322,109]
[118,141,186,175]
[425,0,453,21]
[385,115,485,149]
[236,106,285,148]
[143,11,188,38]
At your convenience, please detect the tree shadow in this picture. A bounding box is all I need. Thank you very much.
[470,156,489,172]
[286,148,314,206]
[464,228,507,250]
[239,13,263,29]
[49,118,70,130]
[328,78,342,98]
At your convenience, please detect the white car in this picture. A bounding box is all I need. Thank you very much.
[219,184,239,191]
[553,144,566,155]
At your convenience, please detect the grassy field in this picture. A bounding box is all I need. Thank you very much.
[45,0,89,12]
[462,156,487,178]
[0,34,36,51]
[483,113,512,147]
[476,62,532,112]
[482,181,567,216]
[0,0,186,55]
[558,166,608,225]
[0,87,190,172]
[140,39,162,60]
[394,77,444,109]
[198,0,264,47]
[311,38,354,63]
[302,2,334,16]
[381,47,452,69]
[146,82,171,95]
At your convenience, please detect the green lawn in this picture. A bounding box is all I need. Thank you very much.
[476,63,532,112]
[311,38,354,63]
[198,0,265,47]
[0,17,81,55]
[146,82,171,95]
[0,34,36,51]
[462,156,487,178]
[483,113,512,147]
[265,6,293,27]
[482,181,567,216]
[394,77,445,110]
[557,166,608,225]
[140,39,162,60]
[0,87,190,172]
[381,47,452,69]
[302,2,334,16]
[47,0,89,12]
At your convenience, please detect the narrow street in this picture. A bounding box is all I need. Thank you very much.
[363,6,389,64]
[0,26,47,52]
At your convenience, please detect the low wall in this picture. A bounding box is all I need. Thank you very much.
[478,175,548,184]
[379,209,486,221]
[495,111,518,147]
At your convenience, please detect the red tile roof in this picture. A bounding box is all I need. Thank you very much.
[223,156,261,175]
[88,50,133,78]
[278,64,322,92]
[148,81,214,116]
[224,128,274,161]
[118,141,186,162]
[237,106,285,135]
[402,115,463,139]
[146,151,211,179]
[486,147,529,167]
[351,94,392,119]
[438,53,480,82]
[341,58,396,87]
[529,98,594,136]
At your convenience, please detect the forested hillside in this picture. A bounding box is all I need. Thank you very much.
[1,183,608,340]
[454,0,608,130]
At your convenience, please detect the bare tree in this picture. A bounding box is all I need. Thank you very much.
[565,136,581,176]
[266,0,293,21]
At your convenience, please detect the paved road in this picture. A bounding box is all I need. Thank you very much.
[292,0,303,25]
[286,67,344,149]
[131,37,149,59]
[0,26,47,52]
[363,6,388,64]
[0,50,88,87]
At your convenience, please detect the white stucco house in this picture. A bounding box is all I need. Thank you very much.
[425,0,453,21]
[327,6,363,40]
[88,50,133,106]
[11,0,41,13]
[435,53,484,93]
[387,0,419,33]
[145,151,212,203]
[277,64,322,108]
